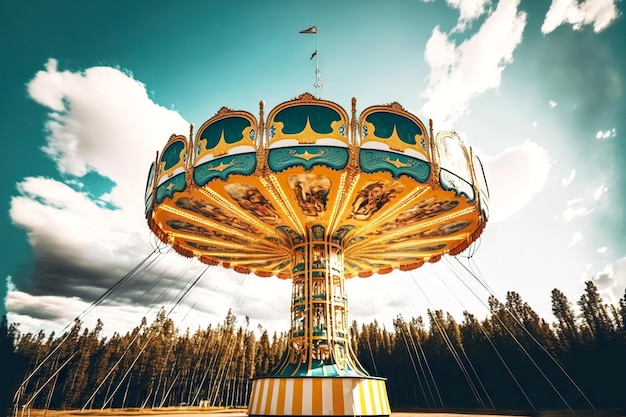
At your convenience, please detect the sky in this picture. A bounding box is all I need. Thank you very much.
[1,0,625,339]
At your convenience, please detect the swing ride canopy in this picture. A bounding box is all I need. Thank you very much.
[145,93,489,279]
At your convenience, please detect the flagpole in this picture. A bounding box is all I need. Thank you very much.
[300,26,323,97]
[315,30,320,98]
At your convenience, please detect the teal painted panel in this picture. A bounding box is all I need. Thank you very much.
[193,153,256,186]
[161,141,185,170]
[268,146,348,172]
[155,173,186,204]
[271,362,342,377]
[274,105,341,134]
[365,111,422,144]
[359,149,430,182]
[198,116,253,150]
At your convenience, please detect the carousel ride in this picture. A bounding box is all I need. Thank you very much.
[145,92,489,417]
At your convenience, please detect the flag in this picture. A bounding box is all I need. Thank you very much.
[310,50,317,60]
[299,26,317,34]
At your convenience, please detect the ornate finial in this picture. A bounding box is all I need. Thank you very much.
[187,124,194,179]
[387,102,405,112]
[429,119,434,140]
[214,106,235,118]
[351,97,357,145]
[257,100,266,173]
[259,100,266,150]
[296,92,317,102]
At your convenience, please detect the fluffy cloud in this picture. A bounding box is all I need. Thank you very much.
[27,59,189,213]
[541,0,620,34]
[569,231,583,247]
[420,0,527,126]
[563,198,594,221]
[593,184,608,200]
[562,169,576,186]
[445,0,492,31]
[596,128,617,140]
[480,140,551,223]
[8,60,257,335]
[591,257,626,302]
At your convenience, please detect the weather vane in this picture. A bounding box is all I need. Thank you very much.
[300,26,323,97]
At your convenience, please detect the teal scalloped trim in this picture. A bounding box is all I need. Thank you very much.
[193,153,256,186]
[359,149,430,182]
[155,174,186,204]
[440,168,476,203]
[270,360,363,377]
[268,146,348,173]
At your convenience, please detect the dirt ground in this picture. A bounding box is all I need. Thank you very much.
[14,408,621,417]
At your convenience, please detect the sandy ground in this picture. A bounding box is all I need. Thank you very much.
[55,413,530,417]
[16,409,622,417]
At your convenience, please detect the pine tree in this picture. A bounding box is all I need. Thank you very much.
[551,289,580,350]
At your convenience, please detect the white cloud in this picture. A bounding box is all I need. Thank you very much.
[591,257,626,302]
[480,140,551,222]
[541,0,620,34]
[563,198,594,221]
[445,0,492,31]
[597,246,608,254]
[562,169,576,186]
[420,0,527,126]
[27,58,189,213]
[593,184,608,200]
[7,60,207,335]
[569,231,583,247]
[595,128,616,140]
[10,176,148,275]
[549,100,558,108]
[563,205,594,221]
[8,60,304,338]
[567,198,584,205]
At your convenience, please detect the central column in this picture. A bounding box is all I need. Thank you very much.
[247,226,391,416]
[288,225,354,373]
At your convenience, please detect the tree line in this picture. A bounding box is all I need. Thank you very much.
[2,280,626,415]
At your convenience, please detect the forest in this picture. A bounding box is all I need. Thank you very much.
[2,280,625,415]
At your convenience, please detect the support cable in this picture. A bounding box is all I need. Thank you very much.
[445,257,582,415]
[433,265,526,410]
[395,316,431,407]
[99,264,211,409]
[15,249,162,408]
[454,256,596,411]
[411,276,486,408]
[394,279,444,407]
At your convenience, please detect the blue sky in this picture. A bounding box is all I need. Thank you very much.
[1,0,624,336]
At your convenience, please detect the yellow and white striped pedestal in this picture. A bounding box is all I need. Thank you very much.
[248,376,390,416]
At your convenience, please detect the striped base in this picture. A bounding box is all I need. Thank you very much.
[248,376,391,416]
